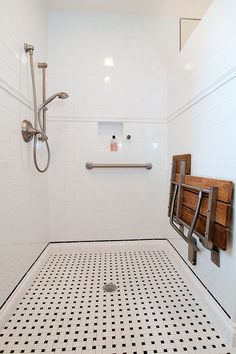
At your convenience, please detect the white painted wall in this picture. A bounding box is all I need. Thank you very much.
[0,0,48,307]
[167,0,236,321]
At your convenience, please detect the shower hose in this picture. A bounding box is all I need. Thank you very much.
[29,52,50,173]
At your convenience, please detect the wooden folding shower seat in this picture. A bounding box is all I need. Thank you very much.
[168,154,233,266]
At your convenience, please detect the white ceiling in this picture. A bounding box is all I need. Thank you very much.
[47,0,212,16]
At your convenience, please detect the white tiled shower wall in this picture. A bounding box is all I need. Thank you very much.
[47,12,169,120]
[167,0,236,321]
[47,12,170,241]
[0,0,48,307]
[46,4,212,242]
[48,120,168,240]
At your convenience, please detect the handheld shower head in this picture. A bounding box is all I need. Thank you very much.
[39,92,69,111]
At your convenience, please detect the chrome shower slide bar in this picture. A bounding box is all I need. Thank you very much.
[86,162,153,170]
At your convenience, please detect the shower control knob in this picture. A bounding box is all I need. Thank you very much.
[21,120,41,143]
[126,135,131,140]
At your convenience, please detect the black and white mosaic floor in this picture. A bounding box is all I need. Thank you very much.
[0,241,233,354]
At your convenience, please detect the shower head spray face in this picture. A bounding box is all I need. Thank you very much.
[58,92,69,100]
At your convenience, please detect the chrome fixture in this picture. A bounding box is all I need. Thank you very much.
[38,92,69,142]
[22,43,69,173]
[21,120,40,143]
[38,62,47,138]
[24,43,34,54]
[86,162,153,170]
[39,92,69,111]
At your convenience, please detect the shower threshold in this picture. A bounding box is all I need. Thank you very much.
[0,240,235,354]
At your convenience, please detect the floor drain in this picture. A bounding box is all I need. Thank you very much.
[103,283,117,293]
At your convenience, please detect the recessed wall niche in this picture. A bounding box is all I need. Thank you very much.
[97,121,123,152]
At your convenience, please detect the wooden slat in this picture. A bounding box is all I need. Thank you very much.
[175,174,233,203]
[182,190,231,227]
[173,154,191,175]
[180,206,228,250]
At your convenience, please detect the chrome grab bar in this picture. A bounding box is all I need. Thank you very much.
[86,162,152,170]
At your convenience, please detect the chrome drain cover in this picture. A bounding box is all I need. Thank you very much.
[103,283,117,293]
